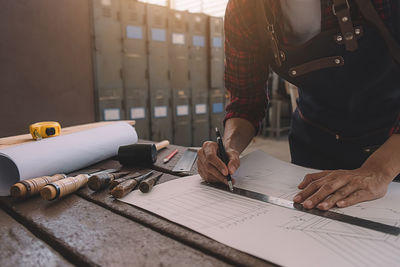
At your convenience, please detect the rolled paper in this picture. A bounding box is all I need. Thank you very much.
[0,122,138,196]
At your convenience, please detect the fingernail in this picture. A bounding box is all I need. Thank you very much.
[337,201,345,207]
[303,200,312,208]
[293,195,301,202]
[319,202,328,210]
[222,169,228,176]
[229,166,235,174]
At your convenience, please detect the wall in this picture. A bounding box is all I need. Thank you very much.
[0,0,95,138]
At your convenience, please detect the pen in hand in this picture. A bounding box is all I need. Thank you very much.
[215,128,234,192]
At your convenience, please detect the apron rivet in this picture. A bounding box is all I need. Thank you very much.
[280,51,286,60]
[336,35,343,42]
[334,58,341,64]
[345,32,354,40]
[342,16,349,23]
[291,70,297,76]
[335,134,340,140]
[355,28,361,35]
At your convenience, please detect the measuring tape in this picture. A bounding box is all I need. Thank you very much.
[204,182,400,236]
[29,121,61,140]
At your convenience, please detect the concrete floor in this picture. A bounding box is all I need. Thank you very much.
[242,135,291,162]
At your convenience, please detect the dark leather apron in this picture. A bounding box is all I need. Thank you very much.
[258,0,400,178]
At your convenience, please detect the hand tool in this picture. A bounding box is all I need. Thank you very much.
[111,171,154,198]
[163,149,178,164]
[29,121,61,140]
[139,173,163,193]
[88,171,130,191]
[172,148,197,172]
[109,172,142,189]
[204,182,400,236]
[10,173,66,198]
[118,140,169,166]
[215,128,233,192]
[40,169,117,201]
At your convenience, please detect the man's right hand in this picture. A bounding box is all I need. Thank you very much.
[197,141,240,185]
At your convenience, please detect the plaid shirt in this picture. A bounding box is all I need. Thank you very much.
[224,0,400,135]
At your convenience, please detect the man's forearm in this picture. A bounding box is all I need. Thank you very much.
[362,134,400,181]
[223,118,256,154]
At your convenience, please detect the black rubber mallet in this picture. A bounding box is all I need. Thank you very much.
[118,140,169,166]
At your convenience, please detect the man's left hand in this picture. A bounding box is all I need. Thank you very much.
[293,168,391,210]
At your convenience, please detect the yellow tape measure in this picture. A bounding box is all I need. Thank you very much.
[29,121,61,140]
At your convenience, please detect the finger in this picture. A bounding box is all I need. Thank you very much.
[227,152,240,175]
[197,157,208,181]
[298,171,332,189]
[206,164,229,184]
[296,173,350,209]
[336,190,373,208]
[203,143,229,176]
[316,184,359,210]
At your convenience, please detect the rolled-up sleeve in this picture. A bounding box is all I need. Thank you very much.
[223,0,270,133]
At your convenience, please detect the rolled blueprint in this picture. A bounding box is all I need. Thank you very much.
[0,122,137,196]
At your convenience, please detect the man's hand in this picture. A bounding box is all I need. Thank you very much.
[197,141,240,185]
[293,168,392,210]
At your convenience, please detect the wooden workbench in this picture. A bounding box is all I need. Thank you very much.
[0,123,276,267]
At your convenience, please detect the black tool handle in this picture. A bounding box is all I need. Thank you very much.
[215,128,232,182]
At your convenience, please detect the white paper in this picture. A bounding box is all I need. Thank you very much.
[176,105,189,116]
[0,122,137,196]
[154,106,167,118]
[151,28,166,42]
[195,104,207,115]
[104,108,120,121]
[120,150,400,267]
[126,26,143,40]
[172,33,185,45]
[130,107,145,120]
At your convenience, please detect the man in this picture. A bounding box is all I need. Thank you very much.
[198,0,400,210]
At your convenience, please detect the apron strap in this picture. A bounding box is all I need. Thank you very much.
[256,0,283,66]
[332,0,359,51]
[353,0,400,64]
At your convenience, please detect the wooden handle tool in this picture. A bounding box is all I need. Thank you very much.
[109,172,141,189]
[155,140,169,151]
[40,169,117,201]
[10,174,66,198]
[110,171,154,198]
[88,171,130,191]
[40,174,89,201]
[139,173,163,193]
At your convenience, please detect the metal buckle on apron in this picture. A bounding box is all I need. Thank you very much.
[332,0,358,51]
[266,24,283,67]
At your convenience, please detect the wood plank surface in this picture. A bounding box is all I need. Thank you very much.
[0,209,72,266]
[0,194,231,267]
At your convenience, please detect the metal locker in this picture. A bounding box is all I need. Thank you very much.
[188,13,209,146]
[120,0,150,139]
[208,16,225,140]
[169,10,191,146]
[209,88,225,140]
[147,4,172,142]
[92,0,124,121]
[209,16,224,89]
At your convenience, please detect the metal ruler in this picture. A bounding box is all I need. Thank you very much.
[172,149,198,172]
[204,182,400,236]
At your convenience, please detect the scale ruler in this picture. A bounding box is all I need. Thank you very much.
[204,182,400,236]
[172,149,198,172]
